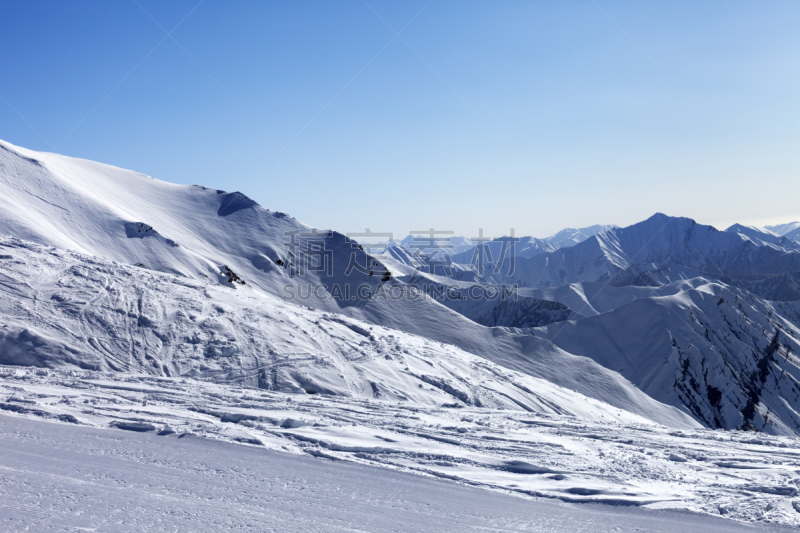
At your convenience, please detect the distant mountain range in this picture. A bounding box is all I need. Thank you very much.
[492,214,800,296]
[765,221,800,242]
[382,224,617,263]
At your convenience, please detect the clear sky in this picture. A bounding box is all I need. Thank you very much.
[2,1,799,239]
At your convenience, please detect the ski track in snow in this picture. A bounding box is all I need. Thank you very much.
[0,236,690,427]
[0,138,710,429]
[2,415,789,533]
[1,367,799,528]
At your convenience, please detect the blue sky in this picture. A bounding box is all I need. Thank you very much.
[2,1,799,239]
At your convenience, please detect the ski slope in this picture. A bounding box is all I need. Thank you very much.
[0,369,799,529]
[0,236,694,427]
[0,139,698,427]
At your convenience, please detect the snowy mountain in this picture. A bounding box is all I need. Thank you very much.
[766,221,800,243]
[450,236,557,265]
[545,224,617,248]
[382,225,616,264]
[448,225,617,266]
[442,292,582,329]
[724,223,800,250]
[2,236,660,419]
[501,214,800,295]
[385,235,476,255]
[376,216,800,433]
[6,138,800,439]
[536,281,800,435]
[729,272,800,302]
[0,139,695,428]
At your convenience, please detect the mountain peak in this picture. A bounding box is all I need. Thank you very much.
[725,223,779,236]
[217,191,259,217]
[643,212,697,226]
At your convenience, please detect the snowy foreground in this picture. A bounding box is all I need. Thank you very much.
[1,417,784,533]
[1,368,799,530]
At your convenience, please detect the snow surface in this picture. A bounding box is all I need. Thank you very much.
[536,281,800,435]
[0,236,693,428]
[5,138,800,529]
[1,369,799,529]
[0,138,699,428]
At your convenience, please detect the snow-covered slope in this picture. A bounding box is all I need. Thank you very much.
[537,282,800,435]
[607,262,800,303]
[1,236,668,421]
[441,291,582,329]
[510,275,712,318]
[726,272,800,302]
[767,221,800,242]
[725,223,800,250]
[1,371,798,528]
[379,244,477,284]
[784,227,800,243]
[0,139,701,427]
[0,139,387,297]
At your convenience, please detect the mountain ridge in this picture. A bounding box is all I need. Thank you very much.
[5,138,800,434]
[0,138,697,427]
